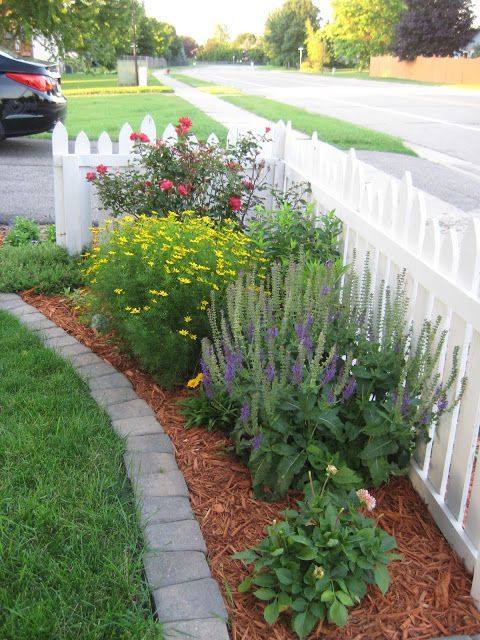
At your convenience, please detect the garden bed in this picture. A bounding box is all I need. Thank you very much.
[20,289,480,640]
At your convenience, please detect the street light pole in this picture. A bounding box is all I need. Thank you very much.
[298,46,304,69]
[131,0,139,86]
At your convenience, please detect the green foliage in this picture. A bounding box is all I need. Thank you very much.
[234,472,399,638]
[45,224,56,243]
[199,255,464,499]
[246,201,342,267]
[85,212,265,389]
[4,216,40,246]
[304,20,330,71]
[326,0,406,67]
[0,243,84,294]
[0,312,161,639]
[91,118,270,227]
[264,0,320,67]
[137,15,183,61]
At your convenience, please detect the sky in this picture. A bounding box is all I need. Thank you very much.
[144,0,480,45]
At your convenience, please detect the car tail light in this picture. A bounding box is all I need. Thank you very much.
[5,72,55,92]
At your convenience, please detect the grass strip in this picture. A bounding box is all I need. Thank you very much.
[39,93,227,141]
[0,311,162,640]
[63,85,173,96]
[170,73,241,95]
[222,94,415,154]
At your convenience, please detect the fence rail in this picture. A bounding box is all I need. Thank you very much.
[51,117,480,607]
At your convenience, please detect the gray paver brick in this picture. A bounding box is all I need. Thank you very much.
[144,551,211,589]
[68,352,104,368]
[75,362,117,380]
[152,577,227,623]
[124,451,178,477]
[44,335,79,349]
[57,343,91,358]
[162,618,230,640]
[137,496,193,526]
[0,298,25,310]
[24,317,58,331]
[87,372,132,391]
[126,433,173,453]
[0,293,21,303]
[91,387,138,407]
[8,303,39,316]
[107,399,155,421]
[112,416,162,438]
[144,520,206,554]
[19,312,50,325]
[134,470,188,498]
[37,326,69,339]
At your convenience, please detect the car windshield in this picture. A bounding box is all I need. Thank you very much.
[0,47,23,60]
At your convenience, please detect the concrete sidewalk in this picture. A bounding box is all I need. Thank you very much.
[157,71,469,234]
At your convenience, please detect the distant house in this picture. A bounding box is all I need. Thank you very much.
[464,28,480,57]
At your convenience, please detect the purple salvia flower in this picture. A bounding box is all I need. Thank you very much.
[200,359,214,400]
[420,413,429,425]
[325,259,333,269]
[240,402,250,424]
[264,362,275,383]
[401,389,411,416]
[306,313,314,328]
[394,342,401,354]
[327,389,335,405]
[321,286,331,296]
[321,353,338,385]
[267,326,278,340]
[342,377,357,402]
[292,361,303,385]
[328,309,341,323]
[252,433,263,450]
[437,394,448,412]
[224,348,242,393]
[433,384,442,399]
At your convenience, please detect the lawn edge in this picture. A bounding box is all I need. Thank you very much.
[0,292,229,640]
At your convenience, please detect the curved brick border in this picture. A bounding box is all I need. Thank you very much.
[0,293,229,640]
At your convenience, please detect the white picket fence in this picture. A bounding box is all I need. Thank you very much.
[52,117,480,607]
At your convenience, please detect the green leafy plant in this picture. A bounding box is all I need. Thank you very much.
[246,202,341,267]
[4,217,40,246]
[235,471,399,638]
[84,212,265,388]
[198,255,464,498]
[89,117,272,228]
[0,243,84,294]
[45,224,56,243]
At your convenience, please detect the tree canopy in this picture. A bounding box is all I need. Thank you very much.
[326,0,405,67]
[264,0,320,66]
[393,0,475,60]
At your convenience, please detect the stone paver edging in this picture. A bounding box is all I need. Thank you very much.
[0,294,229,640]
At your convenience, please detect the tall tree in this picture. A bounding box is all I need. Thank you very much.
[182,35,198,58]
[326,0,405,67]
[264,0,320,67]
[137,16,182,60]
[304,20,330,71]
[394,0,474,60]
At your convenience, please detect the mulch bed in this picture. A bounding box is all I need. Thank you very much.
[19,290,480,640]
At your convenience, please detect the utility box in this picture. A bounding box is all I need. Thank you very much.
[117,58,148,86]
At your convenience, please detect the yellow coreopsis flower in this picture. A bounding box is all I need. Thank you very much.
[187,373,203,388]
[114,288,123,294]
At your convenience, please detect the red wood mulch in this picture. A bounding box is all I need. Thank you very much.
[20,290,480,640]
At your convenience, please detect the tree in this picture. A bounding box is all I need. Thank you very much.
[212,24,230,44]
[232,32,258,49]
[394,0,474,60]
[304,19,330,71]
[326,0,405,68]
[264,0,320,67]
[182,35,198,58]
[137,16,182,61]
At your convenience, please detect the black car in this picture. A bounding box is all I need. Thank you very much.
[0,48,67,140]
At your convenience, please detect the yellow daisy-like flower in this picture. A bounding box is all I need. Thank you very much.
[189,333,197,341]
[90,278,97,283]
[178,277,191,284]
[114,288,123,294]
[158,290,168,297]
[184,316,192,323]
[148,261,154,267]
[130,308,141,314]
[178,329,189,336]
[187,373,203,388]
[124,251,134,256]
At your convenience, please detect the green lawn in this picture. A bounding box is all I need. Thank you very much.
[58,93,227,141]
[223,95,415,154]
[170,73,211,88]
[0,311,162,640]
[61,71,165,90]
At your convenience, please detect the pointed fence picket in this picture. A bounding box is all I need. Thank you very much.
[51,116,480,607]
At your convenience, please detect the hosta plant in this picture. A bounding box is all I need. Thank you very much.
[235,470,399,638]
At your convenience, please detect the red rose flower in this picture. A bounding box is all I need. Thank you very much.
[160,179,173,191]
[177,183,188,196]
[130,132,150,142]
[144,180,152,187]
[226,161,237,170]
[96,164,108,175]
[86,171,97,182]
[242,179,255,190]
[178,116,192,129]
[229,196,242,211]
[265,126,271,133]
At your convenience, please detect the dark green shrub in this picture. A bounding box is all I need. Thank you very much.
[4,217,40,246]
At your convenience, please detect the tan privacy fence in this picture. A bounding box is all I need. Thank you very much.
[370,55,480,85]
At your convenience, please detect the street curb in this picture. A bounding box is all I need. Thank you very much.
[0,294,230,640]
